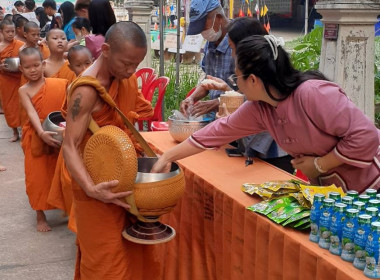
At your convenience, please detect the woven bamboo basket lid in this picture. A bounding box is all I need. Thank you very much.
[83,125,138,193]
[219,94,244,115]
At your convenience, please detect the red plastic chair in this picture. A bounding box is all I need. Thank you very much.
[138,76,170,131]
[150,87,196,132]
[135,67,156,98]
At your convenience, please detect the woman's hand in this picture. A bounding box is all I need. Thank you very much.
[291,156,320,179]
[200,75,231,92]
[191,99,219,117]
[86,180,132,210]
[151,157,172,173]
[40,131,61,148]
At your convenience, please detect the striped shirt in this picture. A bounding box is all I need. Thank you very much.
[201,35,235,100]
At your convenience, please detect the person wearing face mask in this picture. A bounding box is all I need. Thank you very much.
[180,0,235,119]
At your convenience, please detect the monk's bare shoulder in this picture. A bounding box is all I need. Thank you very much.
[68,85,100,121]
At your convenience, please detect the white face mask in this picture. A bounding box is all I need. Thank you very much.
[201,14,222,42]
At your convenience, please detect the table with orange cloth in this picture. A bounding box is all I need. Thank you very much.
[143,132,366,280]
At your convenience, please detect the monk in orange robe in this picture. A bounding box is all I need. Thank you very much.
[18,47,68,232]
[48,45,94,232]
[19,21,51,128]
[0,20,24,141]
[44,29,76,84]
[63,22,162,279]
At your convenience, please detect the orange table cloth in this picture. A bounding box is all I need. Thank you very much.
[143,132,366,280]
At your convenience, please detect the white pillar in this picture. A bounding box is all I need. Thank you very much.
[316,0,380,121]
[125,0,154,68]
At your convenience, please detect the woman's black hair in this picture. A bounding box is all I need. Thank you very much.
[35,7,49,29]
[227,17,268,46]
[88,0,116,36]
[236,35,328,101]
[58,1,75,28]
[72,17,92,33]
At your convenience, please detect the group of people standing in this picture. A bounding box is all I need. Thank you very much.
[0,1,159,279]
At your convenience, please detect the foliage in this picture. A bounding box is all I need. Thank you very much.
[286,27,323,71]
[152,57,202,120]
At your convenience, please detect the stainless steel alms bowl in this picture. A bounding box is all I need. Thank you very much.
[41,111,65,143]
[168,116,211,143]
[4,58,20,73]
[135,157,180,183]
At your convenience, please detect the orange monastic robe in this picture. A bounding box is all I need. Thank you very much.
[0,39,24,128]
[19,44,51,127]
[49,61,76,84]
[65,76,161,280]
[21,78,68,210]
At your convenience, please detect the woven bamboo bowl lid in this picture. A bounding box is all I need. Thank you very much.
[83,125,138,193]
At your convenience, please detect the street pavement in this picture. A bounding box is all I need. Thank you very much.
[0,115,76,280]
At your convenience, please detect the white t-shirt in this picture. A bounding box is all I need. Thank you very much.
[22,12,40,25]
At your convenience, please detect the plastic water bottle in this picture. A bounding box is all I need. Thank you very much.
[364,221,380,278]
[347,190,359,201]
[366,189,378,199]
[353,214,372,270]
[353,201,367,215]
[369,199,380,209]
[342,196,354,209]
[329,203,347,255]
[318,198,335,249]
[367,207,380,222]
[359,195,371,204]
[341,208,360,262]
[328,192,341,202]
[309,193,325,243]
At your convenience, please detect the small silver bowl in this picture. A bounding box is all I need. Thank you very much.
[168,116,211,143]
[41,111,65,143]
[135,157,180,183]
[4,57,20,72]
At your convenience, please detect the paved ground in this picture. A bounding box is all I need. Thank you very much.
[0,115,76,280]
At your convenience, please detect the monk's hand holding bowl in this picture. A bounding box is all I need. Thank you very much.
[86,180,132,210]
[40,131,62,148]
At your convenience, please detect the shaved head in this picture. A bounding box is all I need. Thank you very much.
[46,28,66,40]
[67,45,92,63]
[0,19,14,30]
[105,21,147,52]
[24,21,39,32]
[19,47,43,64]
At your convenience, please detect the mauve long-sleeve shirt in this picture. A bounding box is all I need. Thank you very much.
[189,80,380,193]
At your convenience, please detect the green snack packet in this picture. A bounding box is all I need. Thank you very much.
[293,217,311,228]
[282,210,311,226]
[297,223,311,230]
[247,197,295,215]
[268,201,304,224]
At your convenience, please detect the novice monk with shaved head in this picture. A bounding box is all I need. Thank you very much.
[20,21,50,59]
[62,21,161,279]
[0,20,24,141]
[44,29,76,83]
[18,47,68,232]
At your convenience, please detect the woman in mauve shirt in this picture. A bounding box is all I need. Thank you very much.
[152,35,380,193]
